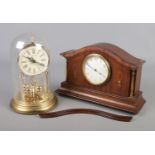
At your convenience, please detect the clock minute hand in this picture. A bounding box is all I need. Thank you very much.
[36,62,45,67]
[87,64,94,70]
[87,64,99,74]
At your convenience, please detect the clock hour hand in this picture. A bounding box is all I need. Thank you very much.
[31,59,45,67]
[87,64,105,77]
[23,56,35,62]
[96,70,105,77]
[23,56,31,60]
[23,56,44,67]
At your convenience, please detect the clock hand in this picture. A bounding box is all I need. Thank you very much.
[87,64,105,77]
[23,56,44,67]
[96,70,105,77]
[31,58,45,67]
[23,56,33,61]
[23,56,36,64]
[36,62,45,67]
[87,64,98,73]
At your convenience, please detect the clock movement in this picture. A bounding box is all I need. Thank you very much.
[57,43,145,114]
[10,34,56,114]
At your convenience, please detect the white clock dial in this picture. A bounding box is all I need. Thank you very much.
[83,54,110,85]
[18,45,49,76]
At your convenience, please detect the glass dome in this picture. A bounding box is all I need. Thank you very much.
[10,33,56,114]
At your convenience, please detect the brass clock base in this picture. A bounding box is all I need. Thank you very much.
[11,91,57,115]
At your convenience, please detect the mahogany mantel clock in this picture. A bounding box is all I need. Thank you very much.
[57,43,145,114]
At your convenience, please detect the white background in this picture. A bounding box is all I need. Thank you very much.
[0,23,154,131]
[0,0,155,155]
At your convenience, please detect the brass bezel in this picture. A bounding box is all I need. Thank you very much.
[82,53,111,86]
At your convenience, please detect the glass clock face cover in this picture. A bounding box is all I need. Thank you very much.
[18,45,49,76]
[83,54,110,85]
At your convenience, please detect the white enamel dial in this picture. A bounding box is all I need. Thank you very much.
[83,54,110,85]
[18,45,49,76]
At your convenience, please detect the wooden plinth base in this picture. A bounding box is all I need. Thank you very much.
[56,83,145,114]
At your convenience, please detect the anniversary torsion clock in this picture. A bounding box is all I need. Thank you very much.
[57,43,145,113]
[11,34,56,114]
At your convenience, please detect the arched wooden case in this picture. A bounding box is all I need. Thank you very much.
[57,43,145,114]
